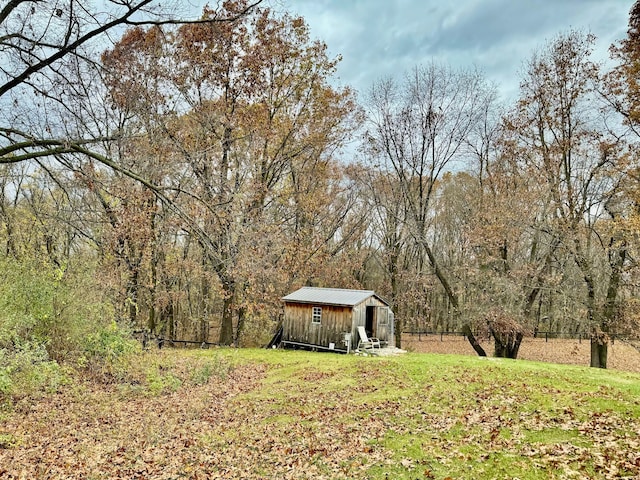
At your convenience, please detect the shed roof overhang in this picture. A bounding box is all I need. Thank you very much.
[282,287,388,307]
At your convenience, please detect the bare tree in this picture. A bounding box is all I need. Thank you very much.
[363,63,497,356]
[0,0,262,190]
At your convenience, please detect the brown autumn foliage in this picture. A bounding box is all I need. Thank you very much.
[3,0,640,375]
[97,0,362,345]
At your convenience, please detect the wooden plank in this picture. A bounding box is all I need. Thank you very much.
[284,302,353,349]
[281,340,347,353]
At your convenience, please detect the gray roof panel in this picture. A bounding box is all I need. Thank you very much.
[282,287,381,307]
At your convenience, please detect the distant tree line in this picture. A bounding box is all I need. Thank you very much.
[3,0,640,368]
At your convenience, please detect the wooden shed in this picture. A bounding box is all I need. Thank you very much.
[280,287,394,352]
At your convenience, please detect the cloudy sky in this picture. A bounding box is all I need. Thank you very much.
[281,0,633,101]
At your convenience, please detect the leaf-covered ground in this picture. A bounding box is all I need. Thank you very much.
[404,335,640,373]
[1,349,640,479]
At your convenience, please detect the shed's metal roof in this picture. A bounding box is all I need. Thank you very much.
[282,287,384,307]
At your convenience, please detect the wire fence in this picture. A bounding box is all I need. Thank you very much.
[133,330,219,349]
[402,330,621,344]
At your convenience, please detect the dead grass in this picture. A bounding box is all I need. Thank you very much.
[402,334,640,373]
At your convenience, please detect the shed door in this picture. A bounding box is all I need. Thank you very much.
[365,306,376,337]
[376,307,390,343]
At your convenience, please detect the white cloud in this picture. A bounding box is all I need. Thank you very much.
[286,0,632,101]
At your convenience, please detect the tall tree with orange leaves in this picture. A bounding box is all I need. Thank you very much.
[101,1,360,345]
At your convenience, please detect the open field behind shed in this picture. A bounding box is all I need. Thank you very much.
[402,334,640,373]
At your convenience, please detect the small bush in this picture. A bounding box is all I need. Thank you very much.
[81,322,140,381]
[1,258,118,351]
[146,368,182,395]
[0,433,21,449]
[190,354,233,384]
[0,257,134,394]
[0,342,68,399]
[0,366,12,395]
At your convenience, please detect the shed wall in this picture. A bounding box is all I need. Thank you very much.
[283,303,352,348]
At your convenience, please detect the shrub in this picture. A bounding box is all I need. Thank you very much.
[0,257,132,394]
[190,354,233,384]
[145,368,182,395]
[0,341,68,399]
[0,364,12,395]
[81,322,141,381]
[0,258,105,362]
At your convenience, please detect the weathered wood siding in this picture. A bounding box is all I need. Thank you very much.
[283,303,352,348]
[374,306,394,347]
[351,297,394,347]
[283,295,395,350]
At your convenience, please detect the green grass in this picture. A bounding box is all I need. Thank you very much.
[195,349,640,479]
[3,348,640,479]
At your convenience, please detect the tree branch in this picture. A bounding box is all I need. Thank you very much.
[0,0,264,99]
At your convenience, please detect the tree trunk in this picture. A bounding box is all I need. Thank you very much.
[590,335,608,369]
[200,258,210,343]
[219,297,234,346]
[591,240,626,369]
[423,240,487,357]
[234,305,246,348]
[390,252,402,348]
[148,220,158,334]
[462,324,487,357]
[126,267,140,326]
[166,299,175,341]
[219,279,235,346]
[574,239,602,368]
[509,332,524,358]
[493,331,524,359]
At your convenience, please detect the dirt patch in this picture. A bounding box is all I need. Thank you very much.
[402,334,640,373]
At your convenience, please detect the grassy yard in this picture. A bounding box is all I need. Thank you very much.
[1,349,639,479]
